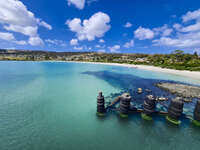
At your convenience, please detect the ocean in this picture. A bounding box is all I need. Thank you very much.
[0,61,199,150]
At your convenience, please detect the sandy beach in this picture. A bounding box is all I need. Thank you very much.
[63,61,200,80]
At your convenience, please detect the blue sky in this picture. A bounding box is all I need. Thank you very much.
[0,0,200,54]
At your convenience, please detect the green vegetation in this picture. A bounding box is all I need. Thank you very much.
[192,119,200,127]
[141,113,153,121]
[166,116,181,125]
[96,112,105,117]
[119,113,128,118]
[0,49,200,71]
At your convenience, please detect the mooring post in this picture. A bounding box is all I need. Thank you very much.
[141,95,156,121]
[97,92,106,117]
[192,100,200,126]
[119,93,131,118]
[166,97,184,125]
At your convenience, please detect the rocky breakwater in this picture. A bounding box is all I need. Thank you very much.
[156,82,200,99]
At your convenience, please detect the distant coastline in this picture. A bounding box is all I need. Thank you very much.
[44,60,200,80]
[1,49,200,78]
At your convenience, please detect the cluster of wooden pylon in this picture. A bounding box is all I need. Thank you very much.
[96,92,200,126]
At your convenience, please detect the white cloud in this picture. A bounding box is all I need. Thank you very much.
[181,22,200,32]
[153,9,200,49]
[173,23,182,31]
[109,45,120,53]
[70,38,78,46]
[153,24,173,37]
[15,40,27,45]
[87,0,98,5]
[0,31,28,45]
[28,36,44,46]
[134,27,154,40]
[0,0,52,46]
[182,9,200,22]
[0,32,15,41]
[4,25,38,37]
[99,39,105,43]
[38,20,52,30]
[66,12,111,41]
[124,40,134,48]
[67,0,85,9]
[124,22,132,28]
[74,46,83,50]
[96,44,101,48]
[153,31,200,48]
[45,39,67,47]
[97,49,106,53]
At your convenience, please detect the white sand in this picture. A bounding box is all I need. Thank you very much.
[65,61,200,80]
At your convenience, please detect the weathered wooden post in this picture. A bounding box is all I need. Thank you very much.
[141,95,156,121]
[97,92,106,116]
[166,97,184,125]
[119,93,131,118]
[192,100,200,126]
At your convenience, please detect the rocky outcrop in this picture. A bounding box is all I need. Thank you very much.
[156,83,200,98]
[137,88,143,94]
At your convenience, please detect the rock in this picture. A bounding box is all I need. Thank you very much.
[183,98,192,103]
[156,96,168,101]
[137,88,143,94]
[156,82,200,98]
[145,89,152,93]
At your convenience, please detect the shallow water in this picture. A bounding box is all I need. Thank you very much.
[0,61,200,150]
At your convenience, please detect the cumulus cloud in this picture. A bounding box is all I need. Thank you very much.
[124,40,134,48]
[153,24,173,37]
[28,36,44,46]
[67,0,85,9]
[134,27,154,40]
[182,9,200,22]
[74,46,83,50]
[153,9,200,48]
[87,0,98,5]
[38,20,52,30]
[15,40,27,45]
[66,12,111,41]
[0,31,28,45]
[99,39,105,43]
[95,45,101,48]
[173,23,182,31]
[153,31,200,48]
[0,32,15,41]
[4,25,38,37]
[181,22,200,32]
[124,22,132,28]
[0,0,52,46]
[109,45,120,53]
[70,38,78,46]
[45,39,67,47]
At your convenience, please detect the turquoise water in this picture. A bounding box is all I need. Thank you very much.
[0,61,200,150]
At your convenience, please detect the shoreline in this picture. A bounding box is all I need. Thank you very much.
[55,61,200,80]
[2,60,200,80]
